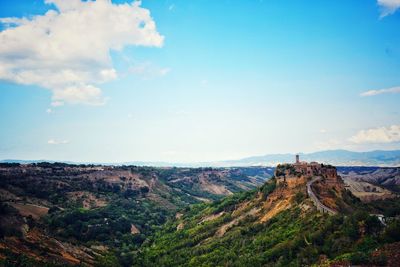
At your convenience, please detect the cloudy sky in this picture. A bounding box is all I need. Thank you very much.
[0,0,400,163]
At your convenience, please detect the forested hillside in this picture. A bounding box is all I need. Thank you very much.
[0,163,272,266]
[136,167,400,267]
[1,163,400,266]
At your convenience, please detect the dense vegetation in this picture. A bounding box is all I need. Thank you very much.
[135,181,400,266]
[1,163,399,266]
[0,163,272,266]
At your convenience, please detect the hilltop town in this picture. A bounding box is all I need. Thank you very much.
[274,155,350,214]
[275,155,339,182]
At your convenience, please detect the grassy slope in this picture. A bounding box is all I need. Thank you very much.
[136,178,400,267]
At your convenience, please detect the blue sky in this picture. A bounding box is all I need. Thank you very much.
[0,0,400,163]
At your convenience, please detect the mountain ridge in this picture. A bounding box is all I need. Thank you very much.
[2,149,400,167]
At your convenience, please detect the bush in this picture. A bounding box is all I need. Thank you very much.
[260,178,276,198]
[382,220,400,243]
[370,252,387,266]
[293,191,306,204]
[349,252,369,265]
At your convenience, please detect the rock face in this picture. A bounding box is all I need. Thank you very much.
[294,162,338,182]
[342,178,395,202]
[0,210,96,266]
[338,166,400,192]
[274,159,347,213]
[275,161,341,185]
[307,177,337,215]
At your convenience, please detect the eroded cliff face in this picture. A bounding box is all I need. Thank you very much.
[0,205,97,266]
[260,175,308,222]
[274,163,354,213]
[310,177,346,212]
[342,178,395,202]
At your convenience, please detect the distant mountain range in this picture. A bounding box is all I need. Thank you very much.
[1,149,400,167]
[213,149,400,167]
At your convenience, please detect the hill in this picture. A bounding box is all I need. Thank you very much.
[2,149,400,167]
[136,163,400,267]
[1,162,400,266]
[0,163,272,266]
[338,166,400,193]
[217,150,400,167]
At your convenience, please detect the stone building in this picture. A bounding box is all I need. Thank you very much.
[292,155,338,183]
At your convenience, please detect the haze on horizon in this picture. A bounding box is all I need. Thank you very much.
[0,0,400,163]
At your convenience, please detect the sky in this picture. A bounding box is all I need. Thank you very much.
[0,0,400,163]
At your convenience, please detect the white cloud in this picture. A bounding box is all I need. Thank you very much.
[319,129,327,134]
[349,125,400,144]
[377,0,400,17]
[52,84,106,105]
[168,4,175,11]
[48,139,69,145]
[0,0,164,106]
[46,108,52,113]
[129,62,170,79]
[360,86,400,97]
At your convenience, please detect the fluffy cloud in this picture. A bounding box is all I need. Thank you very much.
[377,0,400,17]
[361,86,400,96]
[0,0,164,106]
[349,125,400,144]
[48,139,69,145]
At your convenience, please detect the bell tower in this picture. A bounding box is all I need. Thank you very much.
[295,154,299,164]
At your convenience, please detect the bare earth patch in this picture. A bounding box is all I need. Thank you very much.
[193,196,212,203]
[343,178,395,202]
[260,176,307,223]
[261,199,291,222]
[0,189,20,201]
[177,222,185,230]
[216,207,260,237]
[67,191,108,209]
[9,203,49,220]
[199,174,232,195]
[200,211,225,224]
[0,228,95,266]
[130,224,140,235]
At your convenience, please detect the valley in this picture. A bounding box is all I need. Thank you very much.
[0,163,272,265]
[0,161,399,266]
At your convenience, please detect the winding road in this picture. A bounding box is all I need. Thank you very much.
[306,177,337,215]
